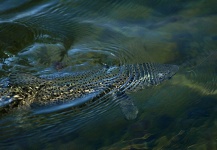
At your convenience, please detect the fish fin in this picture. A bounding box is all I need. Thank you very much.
[9,73,46,86]
[117,92,138,120]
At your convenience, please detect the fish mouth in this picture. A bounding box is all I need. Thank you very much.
[171,65,179,74]
[168,65,179,78]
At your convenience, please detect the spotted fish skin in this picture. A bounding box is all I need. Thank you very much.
[0,63,178,114]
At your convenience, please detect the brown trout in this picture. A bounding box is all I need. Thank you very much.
[0,63,178,119]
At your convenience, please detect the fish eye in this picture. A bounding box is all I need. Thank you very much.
[158,73,164,78]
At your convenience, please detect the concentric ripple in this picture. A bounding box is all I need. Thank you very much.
[0,0,216,149]
[0,1,149,146]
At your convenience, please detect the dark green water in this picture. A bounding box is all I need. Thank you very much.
[0,0,216,149]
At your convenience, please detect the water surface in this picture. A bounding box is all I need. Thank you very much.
[0,0,216,149]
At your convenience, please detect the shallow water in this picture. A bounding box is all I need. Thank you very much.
[0,0,217,149]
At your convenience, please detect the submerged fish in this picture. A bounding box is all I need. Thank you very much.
[0,63,178,119]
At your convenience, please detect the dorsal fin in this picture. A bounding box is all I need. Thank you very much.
[9,73,46,86]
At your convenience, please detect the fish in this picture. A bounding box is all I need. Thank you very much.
[0,63,179,119]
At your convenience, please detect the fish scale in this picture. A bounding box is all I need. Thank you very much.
[0,63,178,118]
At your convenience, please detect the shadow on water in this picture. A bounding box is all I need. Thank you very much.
[0,0,217,149]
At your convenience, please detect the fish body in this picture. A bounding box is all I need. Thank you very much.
[0,63,178,119]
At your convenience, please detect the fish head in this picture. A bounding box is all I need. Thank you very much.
[150,64,179,85]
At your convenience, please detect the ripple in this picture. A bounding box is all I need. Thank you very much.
[138,0,189,15]
[0,0,216,149]
[0,91,120,146]
[0,22,34,55]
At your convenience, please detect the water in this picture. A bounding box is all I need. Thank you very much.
[0,0,216,149]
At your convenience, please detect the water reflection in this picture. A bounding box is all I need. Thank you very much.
[0,0,216,149]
